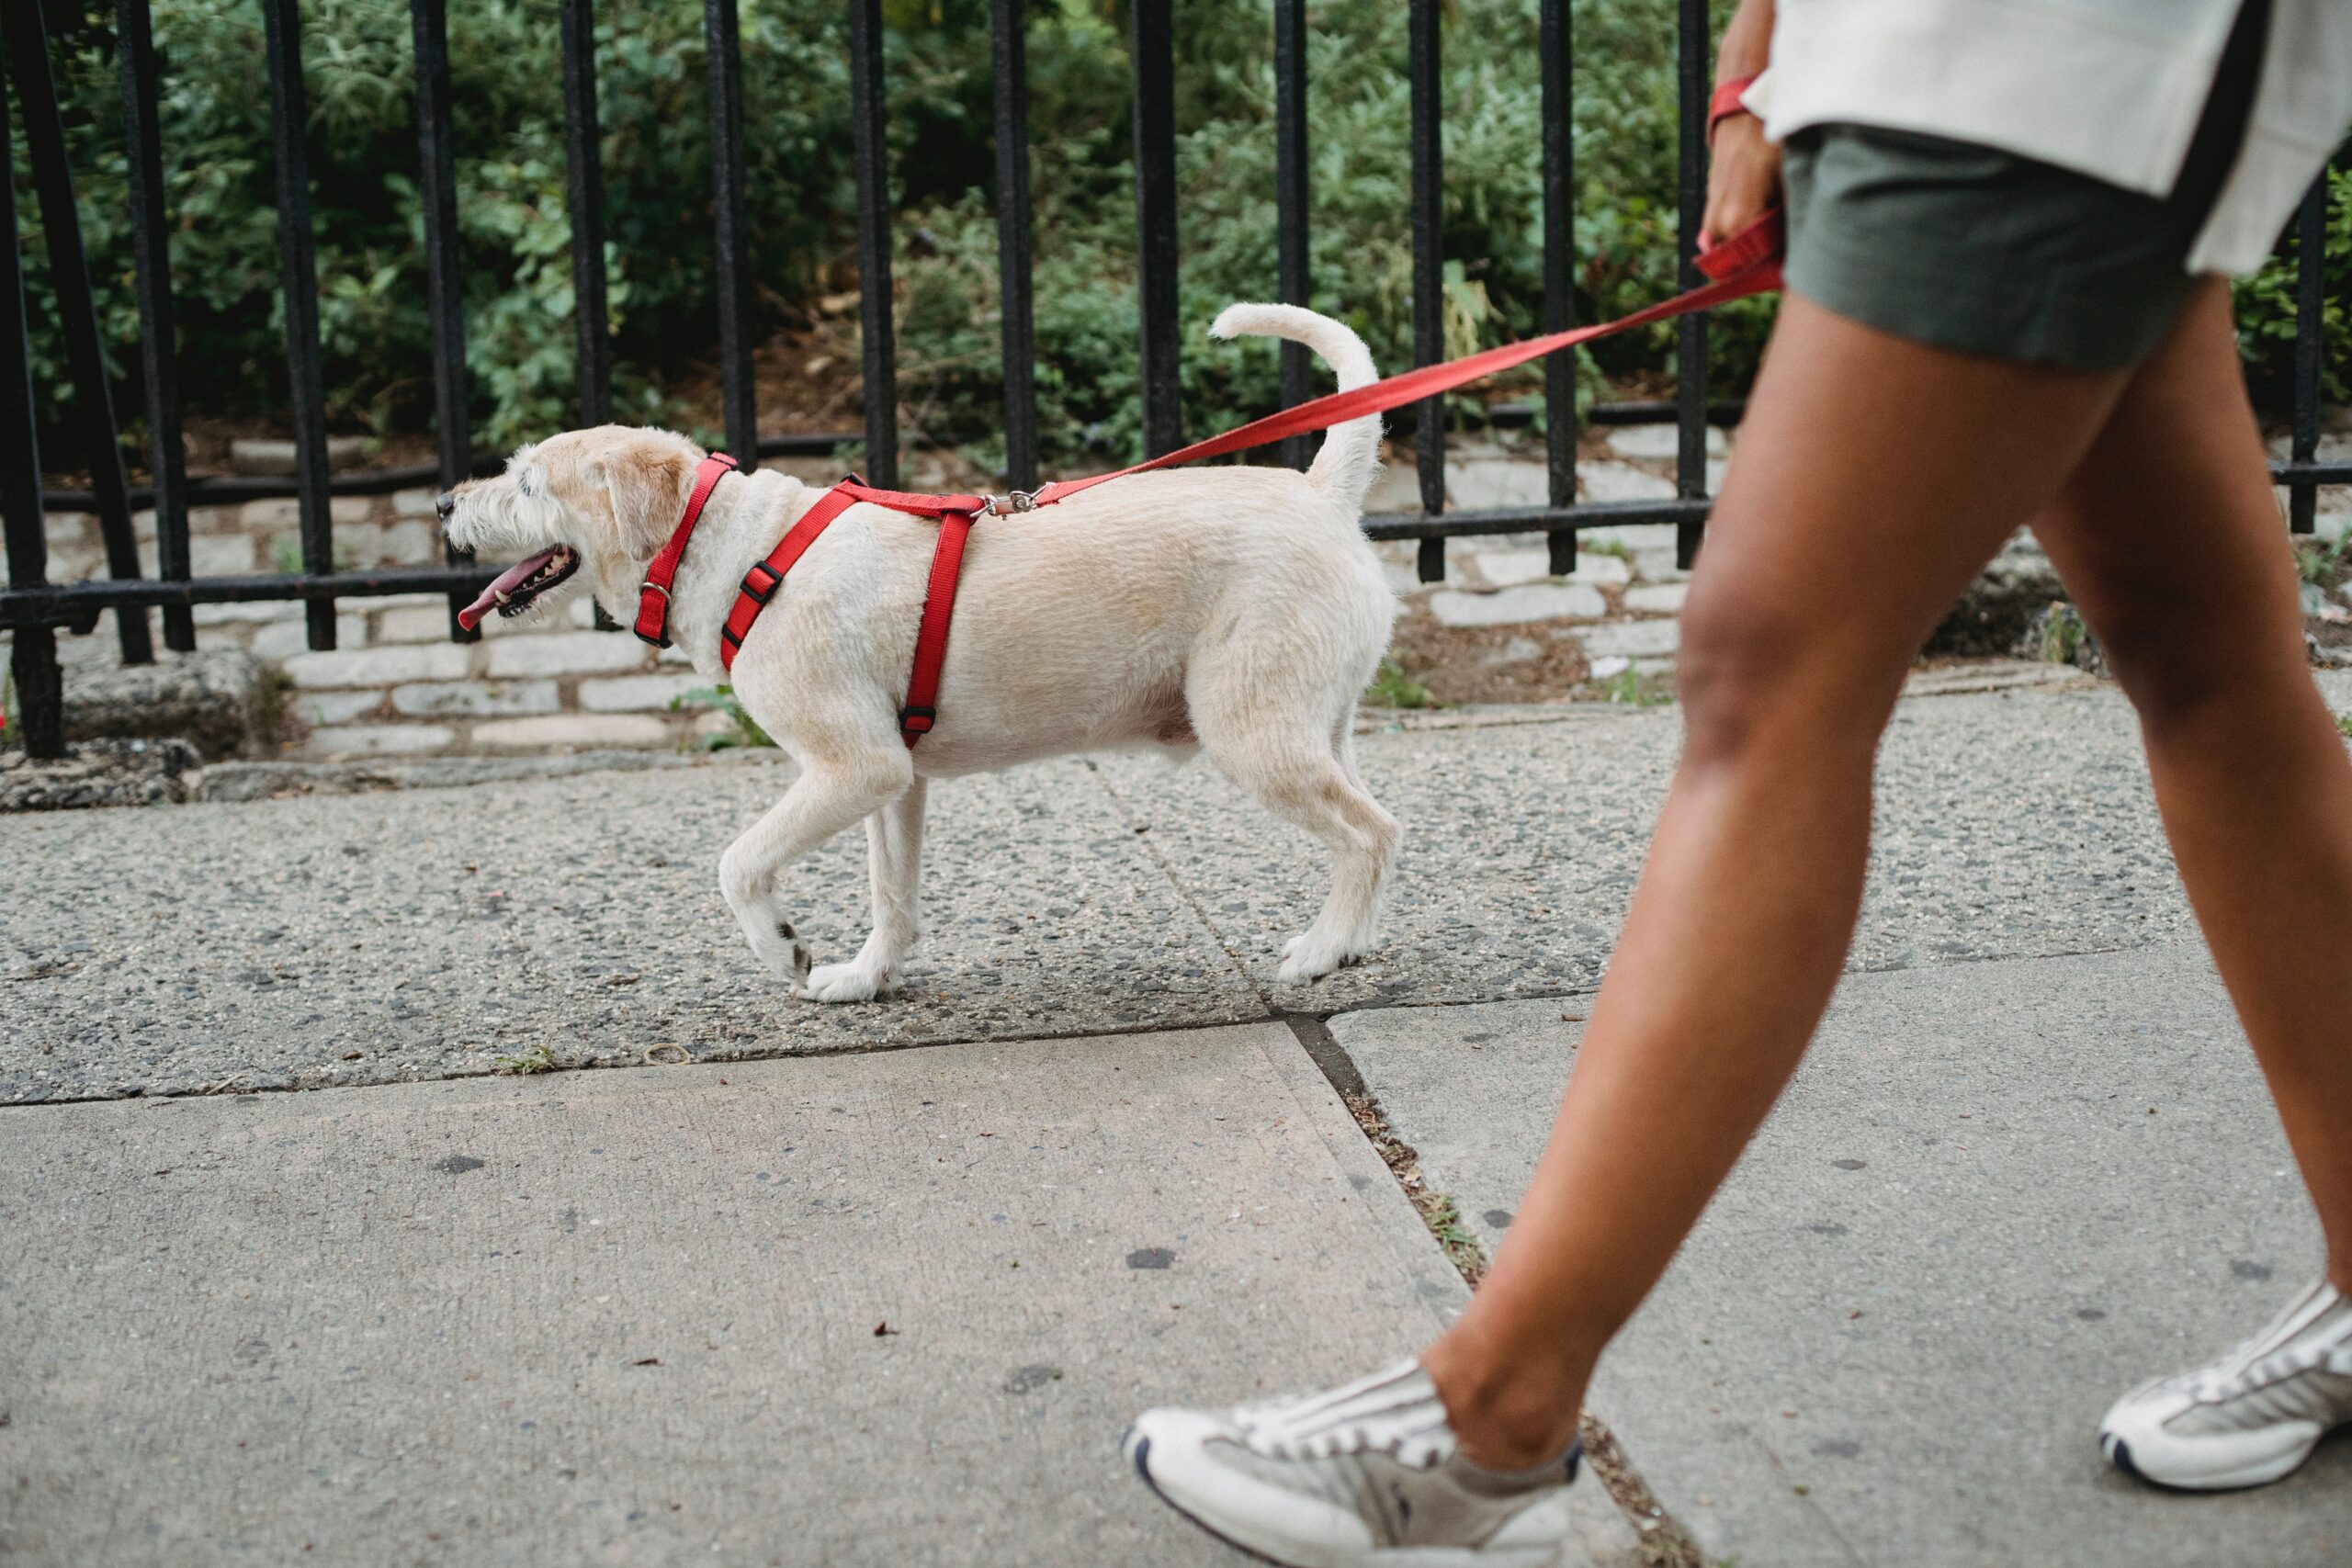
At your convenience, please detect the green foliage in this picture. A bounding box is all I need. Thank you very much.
[2294,534,2347,589]
[672,682,772,750]
[22,0,2334,483]
[2233,163,2352,408]
[1364,656,1437,709]
[492,1042,556,1074]
[1599,665,1670,705]
[2029,602,2094,665]
[2336,712,2352,739]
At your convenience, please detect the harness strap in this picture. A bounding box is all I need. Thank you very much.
[684,209,1785,747]
[839,479,991,517]
[718,484,860,672]
[899,507,975,748]
[635,452,739,647]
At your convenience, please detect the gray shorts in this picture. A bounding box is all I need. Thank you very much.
[1779,0,2268,370]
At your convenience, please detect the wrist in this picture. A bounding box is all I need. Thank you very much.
[1708,73,1759,146]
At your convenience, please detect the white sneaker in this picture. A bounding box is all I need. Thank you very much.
[1123,1359,1581,1567]
[2100,1278,2352,1490]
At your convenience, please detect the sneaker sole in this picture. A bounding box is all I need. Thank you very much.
[1124,1427,1569,1568]
[2103,1429,2324,1493]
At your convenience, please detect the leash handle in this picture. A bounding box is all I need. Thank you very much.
[1029,209,1783,509]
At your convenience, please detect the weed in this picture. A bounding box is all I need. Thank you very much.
[492,1043,555,1076]
[2337,713,2352,739]
[2030,603,2093,665]
[1365,658,1438,710]
[672,684,774,750]
[2295,535,2348,589]
[274,536,358,575]
[1583,536,1635,561]
[1413,1190,1487,1280]
[1603,667,1672,707]
[254,669,296,747]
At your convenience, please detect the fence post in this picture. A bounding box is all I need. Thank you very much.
[1273,0,1311,474]
[1131,0,1182,458]
[118,0,193,654]
[0,77,63,757]
[5,2,154,666]
[261,0,338,650]
[706,0,758,468]
[2287,174,2325,536]
[411,0,481,642]
[991,0,1039,492]
[560,0,614,428]
[1408,0,1444,582]
[848,0,900,488]
[1673,0,1710,571]
[1539,0,1579,576]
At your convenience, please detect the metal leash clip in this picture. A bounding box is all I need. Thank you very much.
[984,490,1040,516]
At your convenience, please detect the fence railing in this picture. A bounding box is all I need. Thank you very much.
[3,0,2346,762]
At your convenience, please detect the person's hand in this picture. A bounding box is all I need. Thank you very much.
[1702,112,1781,248]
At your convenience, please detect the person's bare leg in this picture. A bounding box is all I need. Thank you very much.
[2029,279,2352,1289]
[1420,294,2134,1467]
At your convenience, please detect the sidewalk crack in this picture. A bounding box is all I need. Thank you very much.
[1283,1012,1707,1568]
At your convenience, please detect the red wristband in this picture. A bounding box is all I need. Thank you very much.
[1708,73,1759,145]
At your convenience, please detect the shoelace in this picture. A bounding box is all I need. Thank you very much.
[1236,1368,1453,1470]
[2191,1290,2352,1402]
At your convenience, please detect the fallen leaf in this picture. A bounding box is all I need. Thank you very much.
[873,1322,898,1337]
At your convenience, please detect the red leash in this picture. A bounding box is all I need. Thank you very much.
[638,209,1784,749]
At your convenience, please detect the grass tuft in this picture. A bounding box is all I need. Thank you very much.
[492,1043,556,1076]
[1365,658,1439,710]
[673,684,775,750]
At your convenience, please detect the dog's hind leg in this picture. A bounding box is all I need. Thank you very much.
[1205,723,1399,985]
[718,752,912,991]
[798,775,927,1003]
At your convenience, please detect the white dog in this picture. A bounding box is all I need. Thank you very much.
[439,304,1399,1002]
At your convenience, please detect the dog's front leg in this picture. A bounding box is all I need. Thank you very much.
[798,775,926,1003]
[718,755,910,990]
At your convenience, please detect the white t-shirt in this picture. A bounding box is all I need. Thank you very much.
[1746,0,2352,274]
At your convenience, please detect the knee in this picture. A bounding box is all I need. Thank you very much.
[1673,589,1904,768]
[2090,595,2302,738]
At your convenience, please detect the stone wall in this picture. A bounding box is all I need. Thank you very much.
[24,479,729,760]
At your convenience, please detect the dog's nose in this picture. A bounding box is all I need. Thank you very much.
[435,490,457,523]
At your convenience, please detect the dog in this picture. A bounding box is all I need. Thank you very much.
[438,303,1400,1002]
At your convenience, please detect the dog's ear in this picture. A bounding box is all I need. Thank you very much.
[598,441,695,559]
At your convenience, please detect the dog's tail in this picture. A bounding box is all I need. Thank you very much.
[1208,303,1381,512]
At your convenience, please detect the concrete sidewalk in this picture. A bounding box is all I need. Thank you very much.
[0,1024,1635,1568]
[5,671,2350,1566]
[1335,945,2352,1567]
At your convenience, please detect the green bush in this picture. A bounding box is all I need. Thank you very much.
[12,0,2336,481]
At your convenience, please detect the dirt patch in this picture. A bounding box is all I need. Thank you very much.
[1386,600,1597,706]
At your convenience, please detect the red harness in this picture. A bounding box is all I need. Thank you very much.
[632,209,1784,750]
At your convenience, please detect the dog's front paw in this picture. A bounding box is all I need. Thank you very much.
[794,961,895,1005]
[748,920,813,987]
[1275,929,1365,985]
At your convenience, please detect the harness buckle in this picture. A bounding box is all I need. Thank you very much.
[741,562,783,606]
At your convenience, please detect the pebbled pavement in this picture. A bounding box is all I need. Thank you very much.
[11,671,2347,1102]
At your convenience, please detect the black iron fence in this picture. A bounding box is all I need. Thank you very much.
[3,0,2346,761]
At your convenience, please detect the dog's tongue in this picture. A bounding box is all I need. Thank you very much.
[456,547,564,631]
